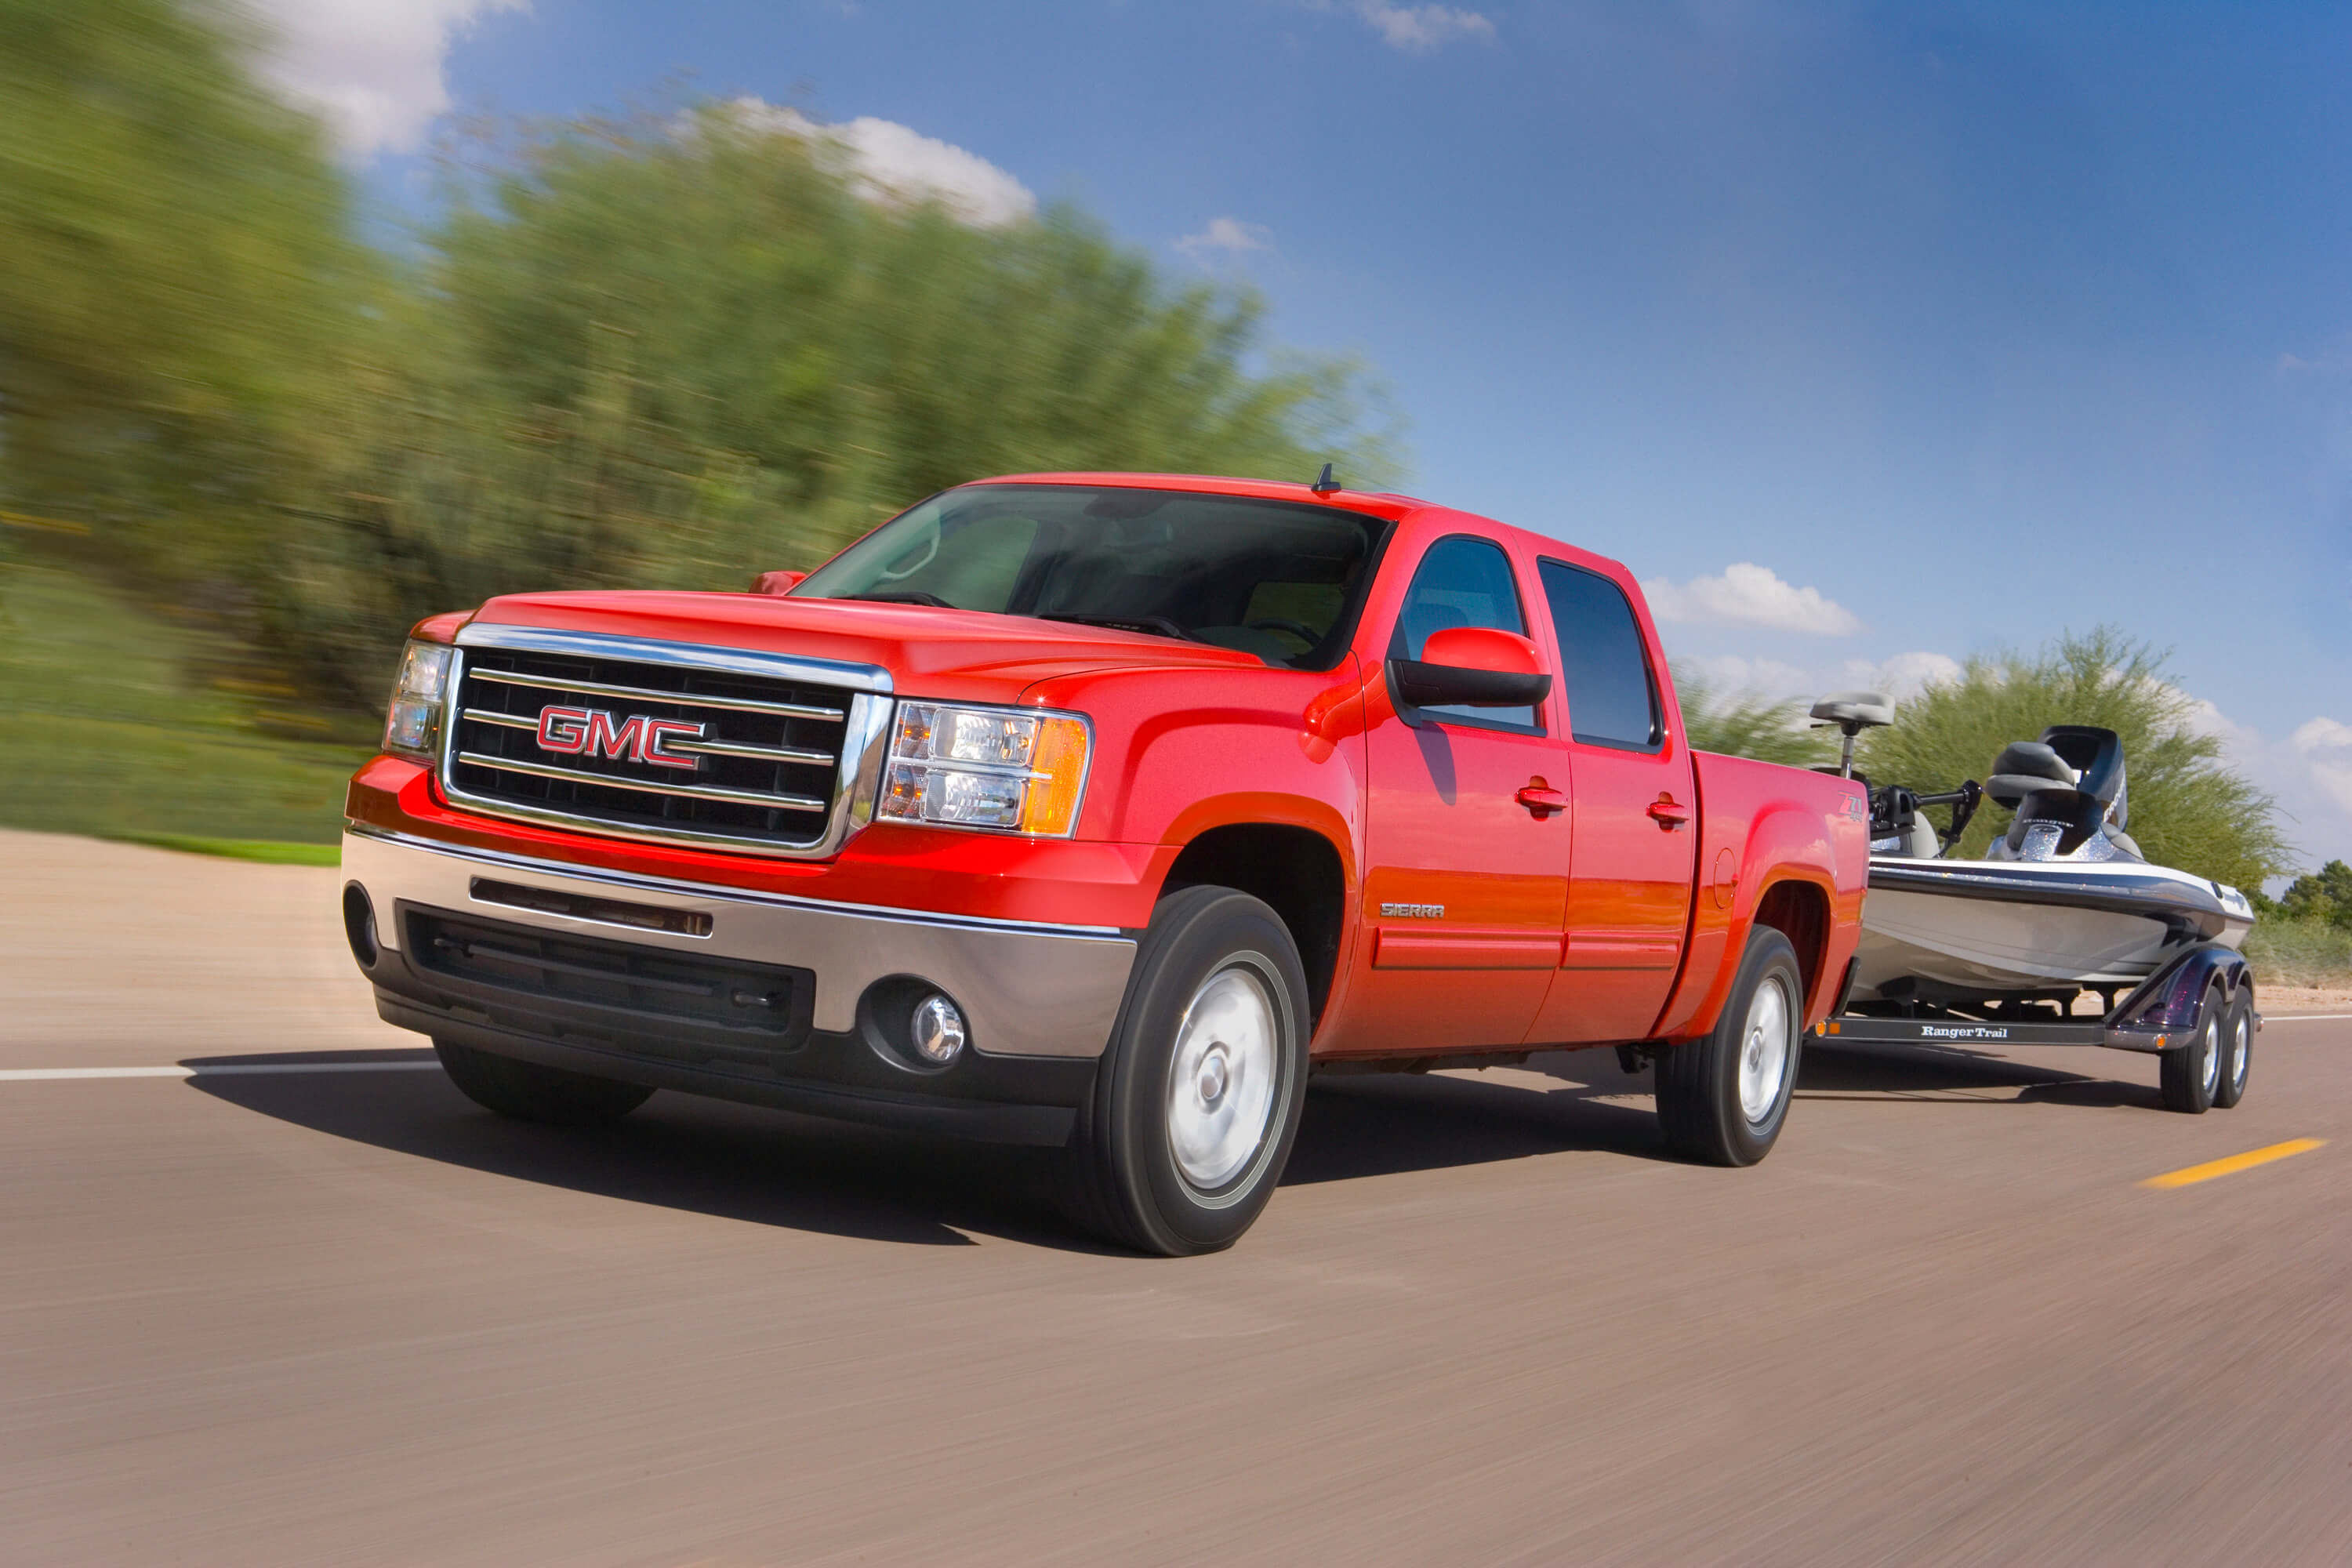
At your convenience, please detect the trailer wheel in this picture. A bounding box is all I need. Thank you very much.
[2158,985,2222,1114]
[2212,990,2253,1109]
[1054,887,1309,1256]
[1657,927,1803,1166]
[434,1039,653,1126]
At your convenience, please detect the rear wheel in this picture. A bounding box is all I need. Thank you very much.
[434,1038,654,1126]
[2158,985,2222,1115]
[1055,887,1309,1256]
[1657,927,1804,1166]
[2212,990,2253,1109]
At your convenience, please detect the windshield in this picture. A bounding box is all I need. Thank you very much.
[793,484,1388,668]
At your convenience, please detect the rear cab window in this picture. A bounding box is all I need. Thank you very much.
[1536,559,1662,750]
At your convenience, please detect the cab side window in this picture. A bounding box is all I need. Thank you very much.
[1390,536,1540,731]
[1537,559,1661,750]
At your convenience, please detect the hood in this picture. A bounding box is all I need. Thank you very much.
[466,589,1265,704]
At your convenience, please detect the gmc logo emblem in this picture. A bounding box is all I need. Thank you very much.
[535,706,704,771]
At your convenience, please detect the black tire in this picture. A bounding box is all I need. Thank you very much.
[2212,988,2253,1109]
[434,1038,655,1127]
[2158,984,2222,1114]
[1055,887,1310,1256]
[1656,927,1804,1166]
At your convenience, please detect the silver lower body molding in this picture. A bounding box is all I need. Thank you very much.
[341,828,1136,1059]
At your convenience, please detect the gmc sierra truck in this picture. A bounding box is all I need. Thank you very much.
[341,472,1869,1253]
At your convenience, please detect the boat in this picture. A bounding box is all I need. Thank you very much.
[1806,694,2259,1114]
[1806,695,2256,1007]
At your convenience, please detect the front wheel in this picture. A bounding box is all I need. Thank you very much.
[1656,927,1804,1166]
[1055,887,1310,1256]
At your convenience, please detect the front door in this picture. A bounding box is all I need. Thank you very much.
[1528,557,1697,1044]
[1345,535,1570,1055]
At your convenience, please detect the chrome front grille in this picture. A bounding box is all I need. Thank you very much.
[440,626,893,857]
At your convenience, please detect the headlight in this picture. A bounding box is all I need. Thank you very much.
[879,702,1091,836]
[383,640,455,762]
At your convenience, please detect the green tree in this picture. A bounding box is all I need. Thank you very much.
[265,106,1400,705]
[0,0,362,568]
[2278,859,2352,927]
[1856,628,2288,891]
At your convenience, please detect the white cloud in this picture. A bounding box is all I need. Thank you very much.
[1843,651,1965,703]
[1641,562,1864,636]
[718,100,1036,228]
[249,0,524,157]
[1675,650,1958,706]
[1679,654,1813,698]
[1351,2,1496,51]
[2292,717,2352,817]
[1178,216,1272,260]
[2292,716,2352,751]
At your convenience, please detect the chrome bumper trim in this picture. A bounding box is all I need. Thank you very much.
[342,827,1135,1058]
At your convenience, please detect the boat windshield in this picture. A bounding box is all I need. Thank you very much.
[793,484,1387,669]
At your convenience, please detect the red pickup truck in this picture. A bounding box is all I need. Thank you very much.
[342,473,1868,1253]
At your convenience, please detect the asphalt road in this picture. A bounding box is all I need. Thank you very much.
[4,830,2347,1566]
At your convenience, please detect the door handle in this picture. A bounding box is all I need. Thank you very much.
[1515,785,1566,818]
[1646,795,1690,829]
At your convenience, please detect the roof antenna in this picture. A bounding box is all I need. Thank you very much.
[1311,462,1338,494]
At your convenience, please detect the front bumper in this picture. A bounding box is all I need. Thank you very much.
[342,826,1138,1143]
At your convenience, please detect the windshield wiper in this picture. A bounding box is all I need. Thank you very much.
[1036,612,1197,643]
[842,590,953,608]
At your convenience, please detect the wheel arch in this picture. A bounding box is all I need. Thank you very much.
[1749,875,1834,1021]
[1158,821,1349,1027]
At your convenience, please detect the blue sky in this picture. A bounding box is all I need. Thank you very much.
[261,0,2352,874]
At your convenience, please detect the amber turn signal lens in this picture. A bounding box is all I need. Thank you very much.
[1022,716,1090,836]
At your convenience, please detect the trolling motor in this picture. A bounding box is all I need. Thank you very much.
[1871,779,1984,856]
[1809,691,1984,856]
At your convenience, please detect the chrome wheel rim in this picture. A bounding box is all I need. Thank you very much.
[1738,974,1794,1125]
[2230,1014,2251,1093]
[2200,1017,2221,1096]
[1166,964,1281,1192]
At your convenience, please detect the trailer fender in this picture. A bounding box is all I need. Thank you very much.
[2114,943,2254,1047]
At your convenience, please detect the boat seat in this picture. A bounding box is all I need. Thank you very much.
[2042,725,2126,811]
[1986,740,2078,807]
[1809,691,1893,730]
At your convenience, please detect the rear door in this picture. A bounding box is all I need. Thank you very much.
[1346,535,1570,1054]
[1528,558,1697,1044]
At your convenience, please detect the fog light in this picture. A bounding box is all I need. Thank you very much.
[910,993,967,1065]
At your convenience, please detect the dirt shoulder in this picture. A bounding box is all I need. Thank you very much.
[2256,982,2352,1015]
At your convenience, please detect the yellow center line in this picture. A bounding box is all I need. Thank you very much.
[2141,1138,2327,1189]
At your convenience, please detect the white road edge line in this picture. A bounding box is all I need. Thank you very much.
[0,1063,443,1082]
[2263,1014,2352,1023]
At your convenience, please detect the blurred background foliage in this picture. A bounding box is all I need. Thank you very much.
[2,0,1396,718]
[1672,675,1832,770]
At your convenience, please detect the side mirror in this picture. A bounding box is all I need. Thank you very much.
[750,569,806,596]
[1388,626,1553,710]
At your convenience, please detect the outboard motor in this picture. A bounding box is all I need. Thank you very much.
[1985,725,2141,862]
